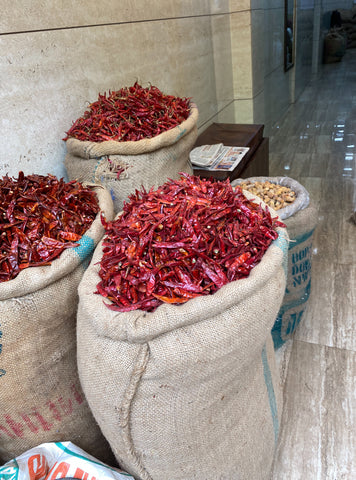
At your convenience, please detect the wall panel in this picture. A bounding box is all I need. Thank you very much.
[0,1,318,178]
[0,1,213,33]
[1,14,225,178]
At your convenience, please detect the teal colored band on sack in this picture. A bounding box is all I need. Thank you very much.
[74,234,95,261]
[262,344,279,444]
[278,279,311,319]
[273,229,289,278]
[92,157,103,183]
[289,228,315,250]
[176,127,187,141]
[273,228,289,252]
[272,280,311,349]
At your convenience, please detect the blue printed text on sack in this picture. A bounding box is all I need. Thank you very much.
[290,244,312,289]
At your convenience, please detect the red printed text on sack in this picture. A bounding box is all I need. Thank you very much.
[0,383,84,439]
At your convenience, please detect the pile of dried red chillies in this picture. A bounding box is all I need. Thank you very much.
[63,82,191,143]
[0,172,99,282]
[96,173,285,312]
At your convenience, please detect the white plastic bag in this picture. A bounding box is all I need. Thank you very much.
[0,442,134,480]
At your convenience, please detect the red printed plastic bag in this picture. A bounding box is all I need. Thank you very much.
[0,442,134,479]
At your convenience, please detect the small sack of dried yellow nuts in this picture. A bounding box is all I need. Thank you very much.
[238,180,296,211]
[232,176,310,220]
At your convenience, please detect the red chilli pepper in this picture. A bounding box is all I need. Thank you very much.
[0,172,99,282]
[95,173,285,312]
[63,82,191,143]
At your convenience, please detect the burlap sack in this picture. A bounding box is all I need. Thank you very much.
[323,31,347,62]
[232,177,318,349]
[0,186,115,464]
[76,203,289,480]
[272,199,318,349]
[340,7,356,24]
[232,176,310,220]
[64,104,198,214]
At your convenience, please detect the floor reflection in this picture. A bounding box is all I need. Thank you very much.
[270,49,356,478]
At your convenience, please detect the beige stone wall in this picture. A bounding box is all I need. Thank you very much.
[0,1,315,179]
[0,1,234,179]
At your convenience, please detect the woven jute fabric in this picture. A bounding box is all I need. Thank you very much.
[232,177,318,348]
[64,104,198,214]
[272,199,318,348]
[76,203,289,480]
[0,186,115,465]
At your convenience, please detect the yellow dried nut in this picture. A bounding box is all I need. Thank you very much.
[240,180,297,207]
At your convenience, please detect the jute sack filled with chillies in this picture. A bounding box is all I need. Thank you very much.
[0,175,115,464]
[76,174,289,480]
[232,176,318,349]
[64,82,198,214]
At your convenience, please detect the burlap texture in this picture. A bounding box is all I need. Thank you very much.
[77,207,289,480]
[272,200,318,348]
[0,186,115,464]
[232,177,319,348]
[64,104,198,214]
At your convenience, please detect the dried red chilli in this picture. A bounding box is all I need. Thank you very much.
[96,173,285,312]
[63,82,191,143]
[0,171,99,282]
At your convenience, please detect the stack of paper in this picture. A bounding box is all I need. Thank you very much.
[190,144,250,171]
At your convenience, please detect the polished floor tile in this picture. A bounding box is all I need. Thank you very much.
[294,261,356,351]
[273,341,356,480]
[297,177,323,208]
[269,48,356,479]
[319,178,355,213]
[274,339,294,389]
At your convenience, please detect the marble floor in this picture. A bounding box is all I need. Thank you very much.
[269,49,356,479]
